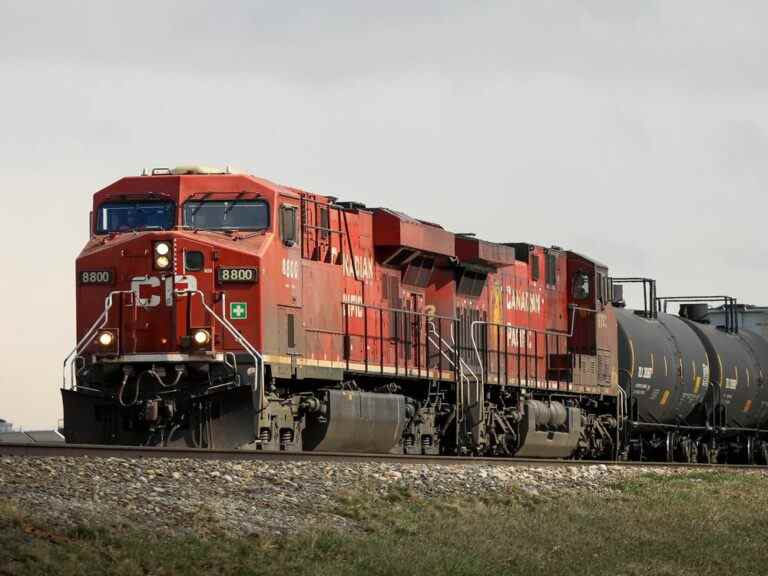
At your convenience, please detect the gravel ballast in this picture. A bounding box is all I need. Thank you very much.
[0,456,755,536]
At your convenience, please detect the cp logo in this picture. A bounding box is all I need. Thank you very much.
[131,275,198,308]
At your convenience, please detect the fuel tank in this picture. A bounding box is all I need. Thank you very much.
[616,309,710,426]
[302,389,406,452]
[682,321,768,430]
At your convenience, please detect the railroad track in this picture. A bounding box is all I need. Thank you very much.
[1,442,766,471]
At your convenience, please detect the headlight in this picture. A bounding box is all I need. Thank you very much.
[97,331,115,347]
[154,242,172,270]
[192,329,211,346]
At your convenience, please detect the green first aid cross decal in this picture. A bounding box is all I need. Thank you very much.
[230,302,247,320]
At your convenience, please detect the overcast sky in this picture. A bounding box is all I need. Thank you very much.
[1,1,766,428]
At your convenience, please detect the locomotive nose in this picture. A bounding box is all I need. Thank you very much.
[109,233,260,357]
[108,234,211,355]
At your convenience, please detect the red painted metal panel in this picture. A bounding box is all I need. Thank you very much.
[455,236,516,268]
[372,209,454,257]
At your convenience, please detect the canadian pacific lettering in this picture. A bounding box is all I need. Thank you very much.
[505,288,542,314]
[342,292,364,318]
[343,253,374,282]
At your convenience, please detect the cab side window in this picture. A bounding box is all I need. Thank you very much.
[596,272,607,304]
[572,272,590,300]
[545,253,557,286]
[530,254,540,282]
[281,205,297,246]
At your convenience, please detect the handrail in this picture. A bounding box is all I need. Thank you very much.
[447,323,467,425]
[657,295,739,333]
[616,377,628,432]
[426,319,479,426]
[346,300,457,322]
[616,380,628,460]
[62,290,135,390]
[425,320,479,380]
[62,288,263,396]
[425,320,460,369]
[469,305,597,384]
[181,289,263,394]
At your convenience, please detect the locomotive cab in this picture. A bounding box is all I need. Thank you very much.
[566,252,618,393]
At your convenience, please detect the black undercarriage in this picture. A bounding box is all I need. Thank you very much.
[63,358,768,465]
[62,358,619,460]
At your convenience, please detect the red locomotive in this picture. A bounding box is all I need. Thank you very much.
[62,165,619,457]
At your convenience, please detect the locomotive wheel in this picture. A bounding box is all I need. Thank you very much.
[628,439,643,461]
[689,439,700,463]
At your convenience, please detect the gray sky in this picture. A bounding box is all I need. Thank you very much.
[1,1,766,428]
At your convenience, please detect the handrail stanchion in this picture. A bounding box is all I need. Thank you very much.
[183,290,263,396]
[62,290,136,391]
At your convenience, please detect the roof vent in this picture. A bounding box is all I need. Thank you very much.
[142,165,233,176]
[171,165,231,175]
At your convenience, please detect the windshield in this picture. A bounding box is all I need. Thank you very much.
[97,201,175,233]
[183,200,270,231]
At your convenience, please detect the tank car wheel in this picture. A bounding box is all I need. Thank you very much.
[664,432,675,462]
[689,439,700,463]
[745,437,755,465]
[697,441,711,464]
[675,437,693,463]
[760,442,768,465]
[628,438,643,461]
[716,446,728,464]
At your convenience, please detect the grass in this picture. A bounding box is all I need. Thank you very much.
[1,472,767,576]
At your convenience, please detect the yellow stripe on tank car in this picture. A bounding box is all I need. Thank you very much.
[693,376,702,395]
[660,389,670,406]
[717,354,724,387]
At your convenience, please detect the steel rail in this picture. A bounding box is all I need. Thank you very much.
[0,443,766,471]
